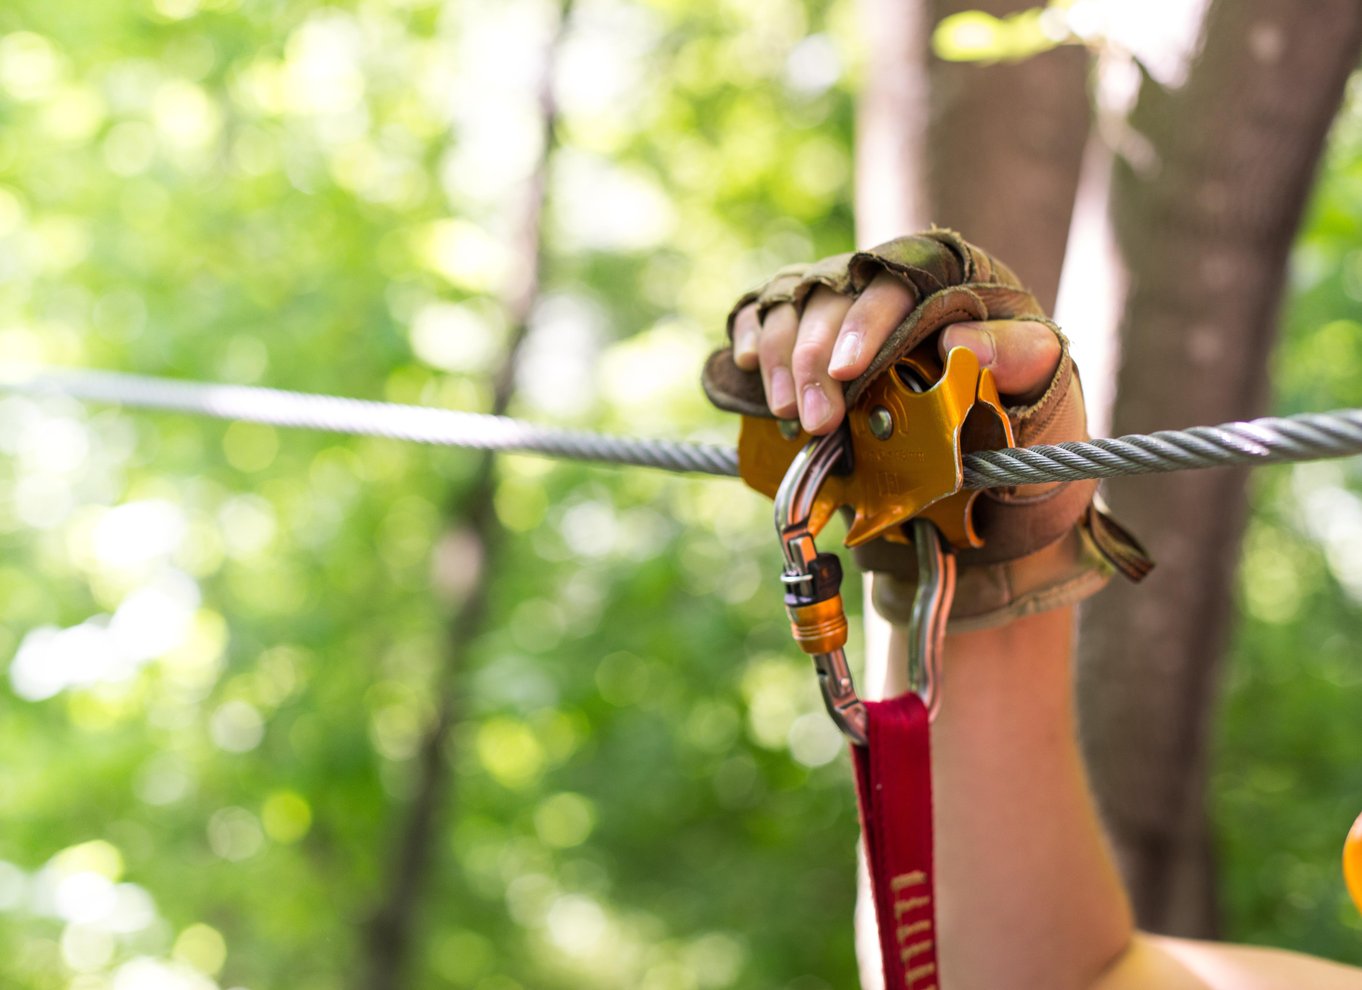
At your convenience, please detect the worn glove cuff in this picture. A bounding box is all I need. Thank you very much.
[864,500,1151,632]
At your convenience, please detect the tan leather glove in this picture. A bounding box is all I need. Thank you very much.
[702,228,1151,631]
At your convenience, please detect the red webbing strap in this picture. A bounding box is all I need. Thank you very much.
[853,692,939,990]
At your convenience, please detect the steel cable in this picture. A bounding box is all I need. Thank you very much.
[6,367,1362,487]
[2,368,741,477]
[959,411,1362,488]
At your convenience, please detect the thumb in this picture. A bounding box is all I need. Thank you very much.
[939,320,1061,404]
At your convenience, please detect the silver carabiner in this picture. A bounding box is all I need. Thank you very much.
[773,434,958,742]
[774,431,869,746]
[906,517,955,722]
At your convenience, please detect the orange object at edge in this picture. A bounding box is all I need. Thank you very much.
[1346,811,1362,917]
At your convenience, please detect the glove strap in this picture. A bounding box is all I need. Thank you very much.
[853,693,940,989]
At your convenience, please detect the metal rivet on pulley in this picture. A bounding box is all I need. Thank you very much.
[778,418,801,440]
[868,406,894,441]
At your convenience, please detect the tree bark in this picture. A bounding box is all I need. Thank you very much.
[856,0,1090,306]
[923,0,1091,312]
[854,0,931,242]
[1077,0,1362,938]
[359,3,573,986]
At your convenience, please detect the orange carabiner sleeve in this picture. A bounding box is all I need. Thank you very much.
[1346,811,1362,916]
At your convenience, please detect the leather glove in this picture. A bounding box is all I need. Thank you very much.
[702,228,1151,631]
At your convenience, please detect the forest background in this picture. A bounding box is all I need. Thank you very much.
[1,0,1361,988]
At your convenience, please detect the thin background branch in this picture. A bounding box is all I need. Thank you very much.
[360,1,575,985]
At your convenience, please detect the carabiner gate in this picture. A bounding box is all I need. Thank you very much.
[906,516,955,722]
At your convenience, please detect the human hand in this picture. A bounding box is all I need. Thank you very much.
[702,230,1150,630]
[729,272,1062,436]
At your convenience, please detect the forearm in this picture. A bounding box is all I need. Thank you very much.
[862,601,1362,990]
[865,606,1133,989]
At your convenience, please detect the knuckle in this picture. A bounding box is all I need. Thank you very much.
[861,280,914,318]
[791,342,827,379]
[757,331,788,366]
[805,285,838,311]
[867,271,912,299]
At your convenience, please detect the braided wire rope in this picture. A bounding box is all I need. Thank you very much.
[3,369,740,477]
[960,410,1362,488]
[6,367,1362,487]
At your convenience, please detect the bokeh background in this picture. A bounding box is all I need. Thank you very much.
[0,0,1358,988]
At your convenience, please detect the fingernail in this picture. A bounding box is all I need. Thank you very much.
[769,367,795,411]
[801,383,830,430]
[830,332,861,373]
[947,325,996,365]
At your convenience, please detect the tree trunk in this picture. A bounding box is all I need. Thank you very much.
[857,0,1090,308]
[923,0,1091,312]
[1077,0,1362,938]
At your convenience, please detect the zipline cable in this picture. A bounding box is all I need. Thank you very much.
[2,368,741,478]
[961,411,1362,488]
[6,367,1362,488]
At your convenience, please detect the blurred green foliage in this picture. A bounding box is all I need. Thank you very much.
[932,5,1068,64]
[0,1,1359,988]
[0,0,865,987]
[1216,77,1362,965]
